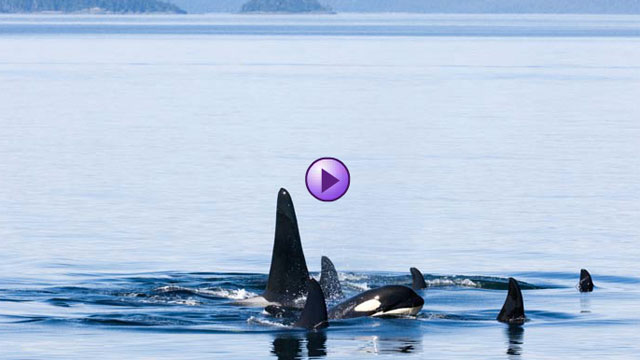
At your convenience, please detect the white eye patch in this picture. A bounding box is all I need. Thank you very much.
[354,299,381,312]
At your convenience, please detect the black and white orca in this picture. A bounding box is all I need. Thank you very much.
[578,269,594,292]
[497,277,526,324]
[318,258,424,319]
[293,280,424,329]
[236,188,309,308]
[245,188,425,321]
[328,285,424,319]
[410,267,427,290]
[319,256,344,300]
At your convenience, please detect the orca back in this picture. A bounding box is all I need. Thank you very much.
[319,256,344,300]
[263,188,309,306]
[295,279,328,330]
[410,267,427,290]
[328,285,424,320]
[579,269,594,292]
[497,278,526,324]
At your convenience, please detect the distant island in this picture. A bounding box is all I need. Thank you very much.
[169,0,640,15]
[0,0,186,13]
[241,0,331,13]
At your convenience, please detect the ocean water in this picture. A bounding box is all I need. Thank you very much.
[1,14,639,359]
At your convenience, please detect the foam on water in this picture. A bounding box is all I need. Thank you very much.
[199,288,258,300]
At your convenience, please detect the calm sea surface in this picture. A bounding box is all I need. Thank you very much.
[1,14,639,359]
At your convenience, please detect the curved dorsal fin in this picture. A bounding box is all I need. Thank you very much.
[295,279,328,330]
[319,256,344,300]
[410,267,427,290]
[497,277,526,324]
[579,269,594,292]
[263,188,309,306]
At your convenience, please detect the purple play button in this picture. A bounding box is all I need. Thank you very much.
[321,169,339,192]
[306,157,350,202]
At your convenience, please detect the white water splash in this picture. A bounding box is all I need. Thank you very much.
[167,298,200,306]
[199,288,258,300]
[339,273,367,281]
[247,316,290,328]
[136,296,201,306]
[425,279,478,288]
[154,285,190,293]
[345,282,370,291]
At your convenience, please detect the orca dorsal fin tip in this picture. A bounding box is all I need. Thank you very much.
[410,267,427,290]
[295,279,328,330]
[277,188,296,219]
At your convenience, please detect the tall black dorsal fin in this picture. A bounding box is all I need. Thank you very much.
[579,269,594,292]
[410,267,427,290]
[295,279,328,330]
[497,278,526,324]
[263,188,309,306]
[319,256,344,300]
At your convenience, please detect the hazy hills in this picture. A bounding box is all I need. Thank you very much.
[0,0,186,13]
[241,0,330,13]
[169,0,640,14]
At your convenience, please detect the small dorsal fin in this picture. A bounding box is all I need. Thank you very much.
[295,279,328,330]
[579,269,594,292]
[410,267,427,290]
[263,188,309,306]
[319,256,344,300]
[497,278,526,324]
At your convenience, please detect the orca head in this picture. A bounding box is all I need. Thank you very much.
[263,188,310,307]
[319,256,344,300]
[410,267,427,290]
[497,278,526,324]
[333,285,424,319]
[294,279,329,330]
[579,269,594,292]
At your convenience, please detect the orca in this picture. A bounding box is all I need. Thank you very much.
[328,285,424,319]
[241,188,424,321]
[265,279,329,329]
[319,256,344,300]
[268,283,424,322]
[410,267,427,290]
[262,188,310,307]
[497,277,526,324]
[578,269,594,292]
[294,279,329,330]
[235,188,309,308]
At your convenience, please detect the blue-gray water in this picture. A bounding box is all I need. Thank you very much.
[1,14,639,359]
